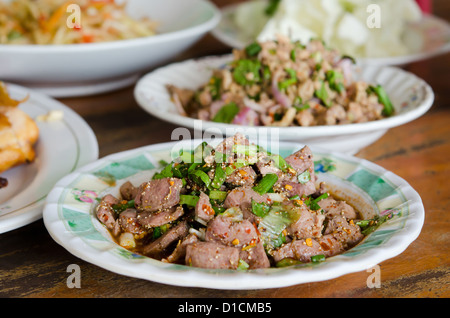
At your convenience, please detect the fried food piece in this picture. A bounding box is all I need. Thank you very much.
[0,106,39,174]
[0,83,39,175]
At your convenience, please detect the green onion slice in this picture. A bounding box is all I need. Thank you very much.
[189,170,211,188]
[211,164,226,189]
[179,195,200,207]
[356,212,394,235]
[314,81,330,107]
[253,173,278,195]
[209,190,228,201]
[311,254,326,263]
[297,170,311,184]
[275,258,302,267]
[237,259,250,271]
[368,85,395,117]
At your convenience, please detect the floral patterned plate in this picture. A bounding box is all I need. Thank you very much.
[43,139,424,289]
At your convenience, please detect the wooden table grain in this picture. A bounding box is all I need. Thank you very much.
[0,0,449,299]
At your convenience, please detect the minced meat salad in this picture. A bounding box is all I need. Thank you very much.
[96,134,390,270]
[167,35,394,127]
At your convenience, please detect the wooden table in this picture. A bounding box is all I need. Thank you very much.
[0,0,449,299]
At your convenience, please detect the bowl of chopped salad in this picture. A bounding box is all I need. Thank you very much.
[0,0,220,97]
[135,36,434,154]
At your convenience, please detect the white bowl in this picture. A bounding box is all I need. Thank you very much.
[134,55,434,155]
[43,139,424,290]
[0,0,221,97]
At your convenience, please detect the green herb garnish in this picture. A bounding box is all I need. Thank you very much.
[326,70,345,93]
[314,81,331,107]
[212,102,240,123]
[305,193,329,211]
[245,42,262,57]
[152,163,173,179]
[368,85,395,117]
[232,59,261,86]
[356,212,394,235]
[251,199,271,218]
[179,195,200,207]
[211,164,226,189]
[237,259,250,271]
[311,254,326,263]
[189,169,211,188]
[278,68,297,91]
[209,190,228,201]
[208,76,222,101]
[297,170,311,184]
[275,258,302,267]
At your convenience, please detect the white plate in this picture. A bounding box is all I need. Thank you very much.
[27,74,141,99]
[134,55,434,154]
[0,0,220,98]
[43,139,424,290]
[0,83,99,234]
[211,2,450,66]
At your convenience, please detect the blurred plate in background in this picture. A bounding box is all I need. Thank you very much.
[0,0,221,97]
[134,55,434,155]
[0,83,98,233]
[211,1,450,66]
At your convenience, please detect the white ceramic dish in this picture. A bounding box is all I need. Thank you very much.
[0,83,99,234]
[43,139,424,290]
[134,55,434,155]
[212,2,450,66]
[0,0,221,97]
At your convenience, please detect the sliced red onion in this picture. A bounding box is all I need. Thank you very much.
[309,97,321,106]
[243,97,265,113]
[271,74,292,108]
[198,109,210,121]
[337,58,353,84]
[171,93,187,116]
[232,107,260,126]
